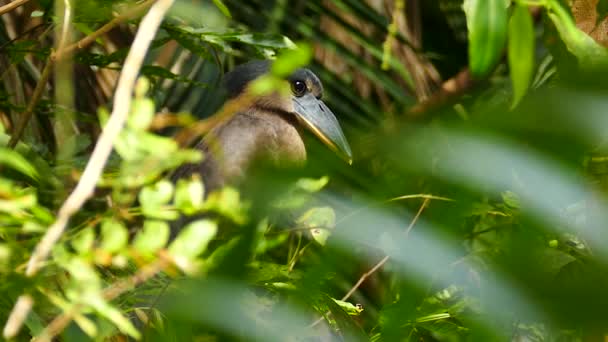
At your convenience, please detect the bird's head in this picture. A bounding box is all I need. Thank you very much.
[223,60,353,164]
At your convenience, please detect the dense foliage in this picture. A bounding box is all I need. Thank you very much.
[2,0,608,340]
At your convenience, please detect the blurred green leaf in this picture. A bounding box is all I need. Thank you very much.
[271,43,313,77]
[128,98,155,131]
[464,0,508,77]
[133,220,170,255]
[547,0,608,67]
[72,228,95,255]
[332,298,363,315]
[169,219,217,260]
[203,187,248,224]
[508,4,535,108]
[87,294,141,339]
[296,206,336,246]
[211,0,231,18]
[174,177,205,215]
[0,147,40,182]
[100,219,128,254]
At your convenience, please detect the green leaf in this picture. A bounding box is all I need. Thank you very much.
[211,0,231,18]
[72,228,95,255]
[464,0,508,77]
[203,187,248,224]
[271,43,313,77]
[100,219,128,254]
[174,177,205,215]
[547,0,608,67]
[128,97,155,131]
[295,176,329,192]
[140,180,174,207]
[0,147,40,182]
[296,207,336,246]
[508,4,535,108]
[169,220,217,260]
[324,295,368,341]
[87,295,141,339]
[139,180,178,220]
[332,298,364,316]
[133,220,170,255]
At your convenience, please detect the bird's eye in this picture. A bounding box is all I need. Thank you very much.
[292,80,307,96]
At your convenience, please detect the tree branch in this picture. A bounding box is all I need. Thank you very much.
[407,69,474,117]
[0,0,30,16]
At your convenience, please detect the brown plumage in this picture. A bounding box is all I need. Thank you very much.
[173,60,352,193]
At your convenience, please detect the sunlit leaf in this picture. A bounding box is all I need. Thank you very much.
[508,4,535,108]
[100,219,128,254]
[133,220,170,255]
[0,147,40,182]
[211,0,231,18]
[169,219,217,260]
[296,206,336,246]
[464,0,508,77]
[174,177,205,215]
[547,0,608,67]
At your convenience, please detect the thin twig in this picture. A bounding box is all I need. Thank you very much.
[0,0,31,16]
[37,254,173,342]
[52,0,156,61]
[7,60,52,148]
[2,295,33,339]
[407,68,474,117]
[342,197,430,302]
[309,198,431,328]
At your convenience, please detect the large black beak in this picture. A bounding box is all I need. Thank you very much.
[292,94,353,164]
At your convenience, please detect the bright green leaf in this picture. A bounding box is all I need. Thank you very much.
[72,228,95,255]
[295,176,329,192]
[272,43,313,77]
[332,298,364,316]
[464,0,508,77]
[88,295,141,339]
[169,220,217,260]
[100,219,128,254]
[0,147,40,182]
[140,180,174,206]
[133,220,169,255]
[508,4,535,108]
[128,98,155,131]
[547,0,608,67]
[174,177,205,215]
[296,207,336,246]
[211,0,231,18]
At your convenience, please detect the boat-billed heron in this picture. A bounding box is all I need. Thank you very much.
[173,60,352,192]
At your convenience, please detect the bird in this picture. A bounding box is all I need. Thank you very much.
[172,60,352,192]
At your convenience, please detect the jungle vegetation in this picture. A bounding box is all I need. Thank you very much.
[1,0,608,340]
